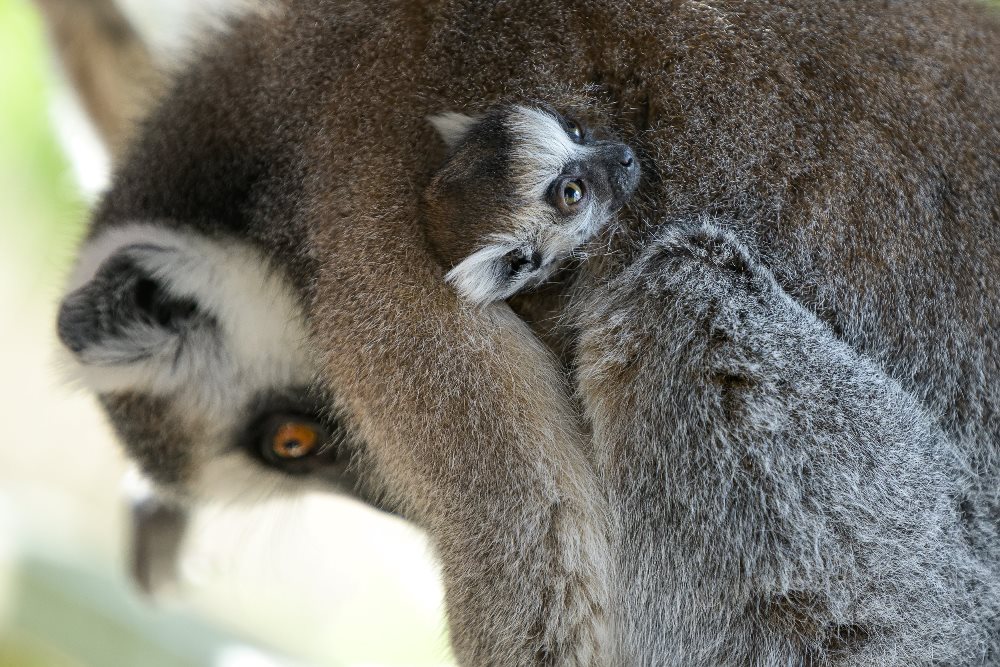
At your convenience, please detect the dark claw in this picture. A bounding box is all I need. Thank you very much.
[504,247,542,277]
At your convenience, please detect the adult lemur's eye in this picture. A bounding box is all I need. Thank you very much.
[260,416,326,462]
[565,118,584,142]
[271,422,321,458]
[556,179,586,213]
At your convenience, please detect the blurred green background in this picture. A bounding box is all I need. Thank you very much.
[0,1,452,666]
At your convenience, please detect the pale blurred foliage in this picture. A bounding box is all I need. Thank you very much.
[0,1,452,665]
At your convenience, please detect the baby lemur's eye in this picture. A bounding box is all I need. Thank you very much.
[565,118,584,143]
[554,178,586,213]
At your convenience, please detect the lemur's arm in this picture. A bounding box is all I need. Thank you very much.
[309,200,613,665]
[572,222,988,665]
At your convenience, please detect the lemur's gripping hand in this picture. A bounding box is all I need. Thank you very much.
[571,222,989,665]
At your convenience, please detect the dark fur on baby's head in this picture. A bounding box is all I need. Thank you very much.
[424,104,639,303]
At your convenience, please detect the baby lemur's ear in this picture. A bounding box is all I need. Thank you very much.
[428,112,479,149]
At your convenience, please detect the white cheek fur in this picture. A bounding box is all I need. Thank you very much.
[445,204,612,305]
[445,239,527,304]
[508,106,591,199]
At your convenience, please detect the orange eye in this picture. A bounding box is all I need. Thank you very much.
[271,422,320,459]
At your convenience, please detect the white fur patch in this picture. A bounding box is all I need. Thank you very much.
[428,112,480,150]
[123,464,159,505]
[61,222,317,502]
[507,106,590,198]
[64,223,311,397]
[445,238,537,303]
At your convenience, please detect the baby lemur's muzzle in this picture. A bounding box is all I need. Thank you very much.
[590,141,641,204]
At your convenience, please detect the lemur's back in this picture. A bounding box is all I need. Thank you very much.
[77,0,1000,663]
[98,0,1000,418]
[587,0,1000,449]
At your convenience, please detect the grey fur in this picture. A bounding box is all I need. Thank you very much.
[572,222,998,665]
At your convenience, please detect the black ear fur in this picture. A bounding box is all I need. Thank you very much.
[58,247,199,364]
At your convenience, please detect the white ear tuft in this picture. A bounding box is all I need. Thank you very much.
[428,112,479,149]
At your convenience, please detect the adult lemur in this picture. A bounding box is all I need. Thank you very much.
[44,0,1000,664]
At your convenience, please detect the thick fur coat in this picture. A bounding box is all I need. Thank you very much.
[61,0,1000,663]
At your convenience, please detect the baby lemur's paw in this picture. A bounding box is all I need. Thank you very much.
[638,222,776,301]
[445,242,546,304]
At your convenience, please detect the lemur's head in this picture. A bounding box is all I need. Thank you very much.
[424,104,640,303]
[57,224,380,594]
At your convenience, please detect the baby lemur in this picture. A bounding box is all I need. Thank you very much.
[424,105,639,303]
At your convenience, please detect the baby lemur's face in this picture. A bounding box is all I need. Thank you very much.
[424,105,640,303]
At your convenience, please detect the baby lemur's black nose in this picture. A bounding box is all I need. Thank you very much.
[603,144,640,201]
[619,147,636,169]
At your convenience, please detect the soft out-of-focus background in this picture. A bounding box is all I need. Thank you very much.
[0,1,452,665]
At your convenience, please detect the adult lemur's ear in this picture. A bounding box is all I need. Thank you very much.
[57,243,208,393]
[428,112,479,149]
